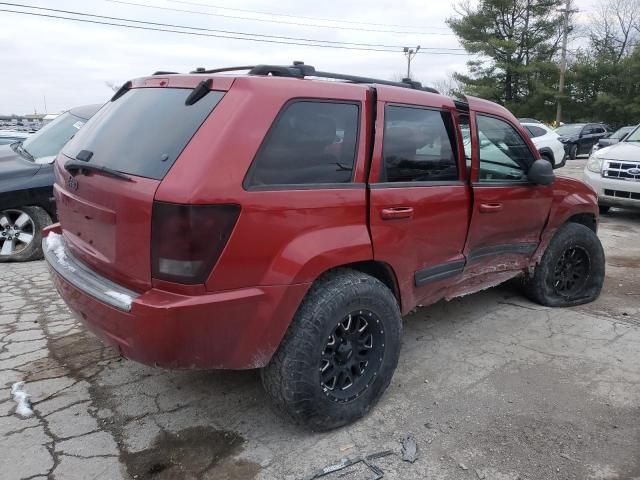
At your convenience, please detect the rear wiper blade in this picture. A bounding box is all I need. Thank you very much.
[64,160,132,181]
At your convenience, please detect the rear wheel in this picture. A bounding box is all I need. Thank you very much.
[599,205,611,214]
[261,269,402,431]
[523,223,604,307]
[0,207,51,262]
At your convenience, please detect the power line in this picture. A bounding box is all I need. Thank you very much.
[164,0,451,31]
[0,8,472,55]
[107,0,457,36]
[0,2,465,51]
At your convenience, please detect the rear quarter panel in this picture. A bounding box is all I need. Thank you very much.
[155,76,374,291]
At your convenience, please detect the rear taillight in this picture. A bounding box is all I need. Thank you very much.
[151,202,240,284]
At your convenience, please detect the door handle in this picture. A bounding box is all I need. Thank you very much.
[479,203,503,213]
[380,206,414,220]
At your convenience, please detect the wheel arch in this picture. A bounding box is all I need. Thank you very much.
[338,260,401,307]
[566,212,597,233]
[538,146,555,163]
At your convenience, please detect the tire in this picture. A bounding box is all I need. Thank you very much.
[523,223,604,307]
[599,205,610,214]
[569,144,578,160]
[0,206,52,262]
[558,153,568,168]
[261,269,402,431]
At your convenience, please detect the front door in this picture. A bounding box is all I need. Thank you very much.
[464,111,553,277]
[368,90,471,312]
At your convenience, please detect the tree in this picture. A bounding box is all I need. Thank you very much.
[589,0,639,63]
[447,0,565,118]
[562,0,640,126]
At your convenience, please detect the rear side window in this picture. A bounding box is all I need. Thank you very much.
[382,106,458,182]
[245,101,359,187]
[524,125,547,138]
[62,88,224,180]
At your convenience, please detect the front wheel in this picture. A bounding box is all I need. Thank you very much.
[0,207,51,262]
[261,269,402,431]
[523,223,605,307]
[569,144,578,160]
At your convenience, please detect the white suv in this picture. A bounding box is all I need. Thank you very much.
[584,124,640,213]
[520,121,567,168]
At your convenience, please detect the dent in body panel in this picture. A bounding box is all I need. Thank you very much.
[529,177,599,266]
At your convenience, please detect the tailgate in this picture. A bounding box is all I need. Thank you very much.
[54,159,159,291]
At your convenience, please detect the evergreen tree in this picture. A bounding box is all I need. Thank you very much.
[447,0,565,118]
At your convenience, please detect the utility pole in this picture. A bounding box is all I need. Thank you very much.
[403,46,420,79]
[556,0,576,126]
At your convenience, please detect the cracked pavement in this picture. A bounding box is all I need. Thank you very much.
[1,159,639,480]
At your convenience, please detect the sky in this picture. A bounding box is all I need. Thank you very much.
[0,0,598,115]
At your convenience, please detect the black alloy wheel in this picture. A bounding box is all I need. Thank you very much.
[320,310,385,403]
[552,246,591,298]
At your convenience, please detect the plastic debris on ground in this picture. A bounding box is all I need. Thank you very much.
[400,435,418,463]
[11,381,34,418]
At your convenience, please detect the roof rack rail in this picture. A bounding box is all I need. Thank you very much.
[248,61,439,94]
[189,65,255,74]
[152,71,178,75]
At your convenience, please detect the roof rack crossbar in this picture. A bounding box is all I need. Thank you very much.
[248,62,439,94]
[190,65,256,74]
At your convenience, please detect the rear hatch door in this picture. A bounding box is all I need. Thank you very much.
[54,85,225,291]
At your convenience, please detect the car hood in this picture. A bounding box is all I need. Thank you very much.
[0,144,41,181]
[594,142,640,161]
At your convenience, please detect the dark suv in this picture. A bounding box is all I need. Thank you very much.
[556,123,609,159]
[0,104,100,262]
[44,63,604,430]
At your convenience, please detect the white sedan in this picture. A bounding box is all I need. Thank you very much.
[520,121,567,168]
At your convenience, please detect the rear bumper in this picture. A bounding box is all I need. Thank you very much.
[43,226,310,369]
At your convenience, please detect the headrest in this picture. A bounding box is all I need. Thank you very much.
[290,113,337,147]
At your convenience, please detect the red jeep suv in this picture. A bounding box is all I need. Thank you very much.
[44,63,604,430]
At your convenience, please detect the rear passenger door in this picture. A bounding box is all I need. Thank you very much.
[368,91,471,310]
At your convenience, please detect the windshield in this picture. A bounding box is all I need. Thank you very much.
[21,112,88,162]
[555,125,583,136]
[625,125,640,142]
[612,127,632,139]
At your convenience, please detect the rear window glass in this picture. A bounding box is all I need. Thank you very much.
[245,101,359,187]
[62,88,224,180]
[524,125,547,138]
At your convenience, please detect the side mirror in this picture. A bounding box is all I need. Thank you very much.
[528,159,555,185]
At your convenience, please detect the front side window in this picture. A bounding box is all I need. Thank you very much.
[246,101,359,187]
[382,106,458,182]
[477,115,535,183]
